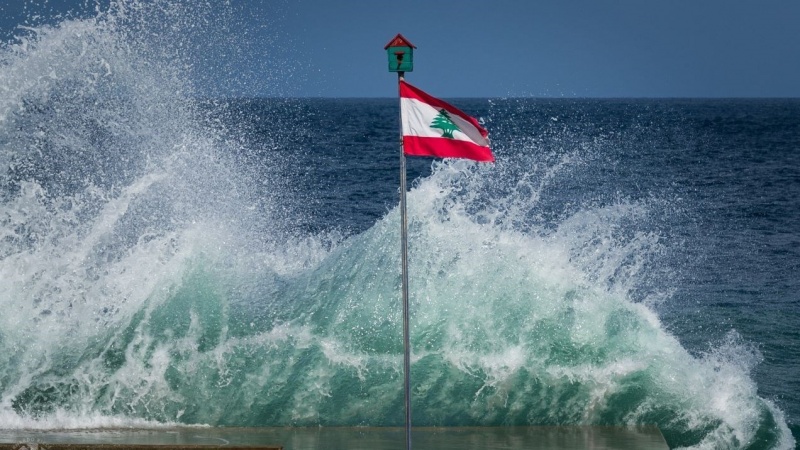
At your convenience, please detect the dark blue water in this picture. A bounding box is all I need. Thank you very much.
[1,2,799,449]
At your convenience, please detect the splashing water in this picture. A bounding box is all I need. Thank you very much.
[0,2,794,450]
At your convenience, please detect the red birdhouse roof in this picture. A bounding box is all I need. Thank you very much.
[384,33,416,49]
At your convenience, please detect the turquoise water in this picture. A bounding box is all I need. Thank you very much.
[0,2,797,449]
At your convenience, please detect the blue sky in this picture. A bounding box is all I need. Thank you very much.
[2,0,800,97]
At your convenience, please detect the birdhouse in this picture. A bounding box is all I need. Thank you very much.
[384,33,416,72]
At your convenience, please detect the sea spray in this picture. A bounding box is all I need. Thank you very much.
[0,0,288,428]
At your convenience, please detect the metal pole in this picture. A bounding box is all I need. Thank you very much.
[398,71,412,450]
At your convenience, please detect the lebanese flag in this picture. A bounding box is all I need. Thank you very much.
[400,80,493,162]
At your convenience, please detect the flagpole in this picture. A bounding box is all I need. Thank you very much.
[398,71,412,450]
[388,33,491,450]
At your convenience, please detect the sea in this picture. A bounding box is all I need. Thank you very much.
[0,2,798,450]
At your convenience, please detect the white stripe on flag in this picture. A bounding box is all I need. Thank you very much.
[401,97,490,147]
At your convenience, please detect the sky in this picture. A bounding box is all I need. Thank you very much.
[1,0,800,98]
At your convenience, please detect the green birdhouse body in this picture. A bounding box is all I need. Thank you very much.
[384,34,416,72]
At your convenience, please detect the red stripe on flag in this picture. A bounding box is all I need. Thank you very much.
[403,136,494,162]
[400,81,489,139]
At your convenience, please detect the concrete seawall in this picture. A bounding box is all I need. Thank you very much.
[0,426,669,450]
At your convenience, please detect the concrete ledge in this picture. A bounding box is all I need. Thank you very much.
[1,446,281,450]
[0,444,283,450]
[0,426,668,450]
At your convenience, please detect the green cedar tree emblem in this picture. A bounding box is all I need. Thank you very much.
[430,109,460,139]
